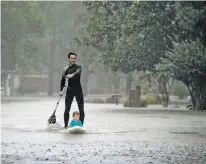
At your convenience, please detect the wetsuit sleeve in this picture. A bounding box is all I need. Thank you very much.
[72,65,82,77]
[60,76,65,92]
[60,68,66,91]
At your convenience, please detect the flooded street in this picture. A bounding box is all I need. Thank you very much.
[1,97,206,164]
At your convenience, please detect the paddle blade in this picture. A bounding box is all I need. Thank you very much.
[48,113,56,124]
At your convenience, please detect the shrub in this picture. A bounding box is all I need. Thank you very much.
[123,96,148,107]
[141,95,157,104]
[123,97,129,107]
[140,99,148,107]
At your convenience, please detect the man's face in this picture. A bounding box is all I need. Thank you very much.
[69,55,76,65]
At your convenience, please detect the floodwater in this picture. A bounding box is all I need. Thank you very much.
[1,97,206,164]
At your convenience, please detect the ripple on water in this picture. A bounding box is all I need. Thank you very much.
[2,122,142,135]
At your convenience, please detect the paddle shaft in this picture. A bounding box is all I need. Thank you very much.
[53,78,70,115]
[53,96,61,115]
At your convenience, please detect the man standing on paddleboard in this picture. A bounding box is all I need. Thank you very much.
[59,52,85,129]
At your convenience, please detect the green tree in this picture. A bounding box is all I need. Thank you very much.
[175,1,206,47]
[83,1,176,101]
[139,71,174,107]
[1,1,46,72]
[158,1,206,110]
[160,40,206,110]
[83,1,176,72]
[83,1,132,70]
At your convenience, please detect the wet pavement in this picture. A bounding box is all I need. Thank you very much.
[1,97,206,164]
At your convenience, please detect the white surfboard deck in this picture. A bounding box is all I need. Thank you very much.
[60,126,86,134]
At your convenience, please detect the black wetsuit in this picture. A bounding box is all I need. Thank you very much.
[60,64,84,128]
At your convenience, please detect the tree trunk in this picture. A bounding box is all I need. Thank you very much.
[107,73,112,94]
[95,72,104,94]
[48,29,56,96]
[162,92,169,107]
[126,72,132,96]
[113,72,120,94]
[82,65,89,96]
[83,74,89,96]
[187,83,206,111]
[104,66,109,94]
[155,75,172,108]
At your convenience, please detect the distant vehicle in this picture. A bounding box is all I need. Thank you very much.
[1,87,5,96]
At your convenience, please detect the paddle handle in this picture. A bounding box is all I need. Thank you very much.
[53,96,61,114]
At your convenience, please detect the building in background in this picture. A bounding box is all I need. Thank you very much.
[1,70,49,96]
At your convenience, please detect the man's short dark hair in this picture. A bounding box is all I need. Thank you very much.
[73,111,80,117]
[68,52,77,58]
